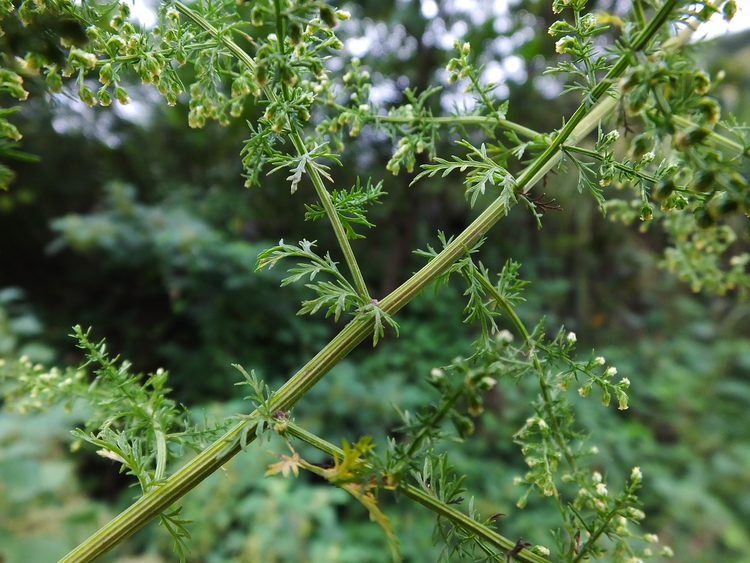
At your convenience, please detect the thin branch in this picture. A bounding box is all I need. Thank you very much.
[371,114,542,141]
[174,1,371,301]
[283,421,552,563]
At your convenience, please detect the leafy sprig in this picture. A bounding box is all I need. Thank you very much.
[268,142,340,194]
[304,176,386,239]
[413,140,517,208]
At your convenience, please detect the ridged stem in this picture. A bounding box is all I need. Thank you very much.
[59,1,682,560]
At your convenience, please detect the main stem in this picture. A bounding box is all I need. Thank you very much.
[60,2,680,560]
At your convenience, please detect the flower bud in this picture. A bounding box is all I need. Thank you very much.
[616,389,629,410]
[693,71,711,95]
[693,206,715,229]
[319,5,337,28]
[548,20,574,36]
[99,63,114,84]
[288,22,302,45]
[626,89,648,113]
[652,177,675,202]
[107,36,126,55]
[0,120,22,141]
[452,413,475,436]
[694,97,720,124]
[675,126,710,151]
[468,395,484,416]
[97,88,112,106]
[231,76,251,97]
[0,69,21,86]
[716,195,739,217]
[723,0,737,21]
[250,5,264,26]
[188,108,206,128]
[230,99,244,117]
[70,49,98,69]
[479,376,497,390]
[79,85,98,106]
[555,35,575,54]
[691,169,715,193]
[46,72,63,93]
[114,86,130,105]
[255,64,268,87]
[280,64,297,86]
[628,133,652,159]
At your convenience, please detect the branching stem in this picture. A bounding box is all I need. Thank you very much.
[174,1,370,300]
[473,273,576,470]
[283,421,552,563]
[60,1,682,560]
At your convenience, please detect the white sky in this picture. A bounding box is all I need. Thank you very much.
[694,2,750,40]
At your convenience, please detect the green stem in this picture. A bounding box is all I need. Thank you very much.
[473,273,576,471]
[287,129,371,300]
[60,2,680,560]
[672,115,750,159]
[174,1,370,300]
[283,422,551,563]
[516,0,680,191]
[152,421,167,484]
[403,387,464,460]
[631,0,646,30]
[371,114,542,141]
[561,145,659,185]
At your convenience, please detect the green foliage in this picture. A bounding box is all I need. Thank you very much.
[1,0,749,562]
[304,177,386,240]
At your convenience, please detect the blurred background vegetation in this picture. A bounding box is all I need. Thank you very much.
[1,0,750,561]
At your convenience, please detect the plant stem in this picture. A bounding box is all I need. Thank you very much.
[174,1,370,300]
[516,0,680,191]
[287,129,371,300]
[403,387,464,461]
[371,114,542,140]
[631,0,646,29]
[283,421,552,563]
[672,115,750,158]
[473,273,576,470]
[60,2,681,560]
[561,145,659,185]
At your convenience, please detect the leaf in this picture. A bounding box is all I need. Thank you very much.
[268,143,341,194]
[256,240,362,321]
[413,140,516,208]
[265,450,302,478]
[341,481,403,563]
[358,301,400,346]
[568,152,607,210]
[299,280,359,322]
[304,177,387,239]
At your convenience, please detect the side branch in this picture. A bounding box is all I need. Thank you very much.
[174,0,370,300]
[283,421,552,563]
